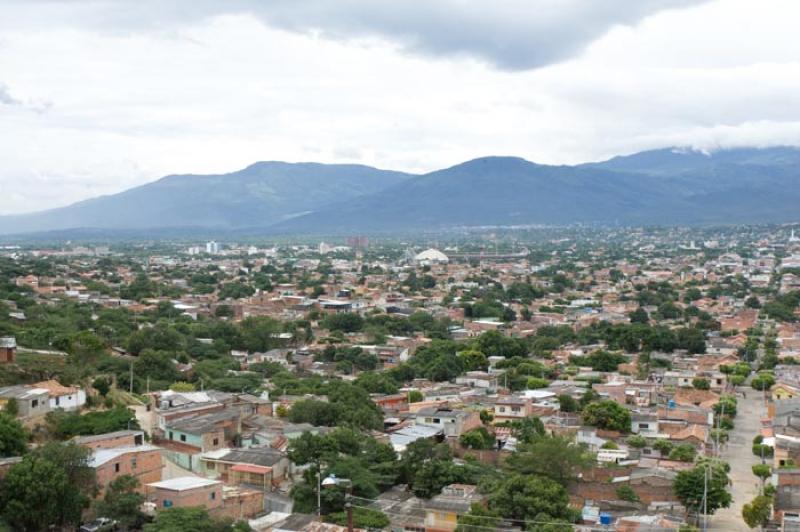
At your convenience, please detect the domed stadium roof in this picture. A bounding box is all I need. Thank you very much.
[414,248,449,263]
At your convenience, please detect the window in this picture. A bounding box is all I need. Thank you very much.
[55,397,60,406]
[213,438,219,446]
[131,458,137,469]
[207,462,216,470]
[163,500,172,508]
[511,407,520,413]
[180,434,186,442]
[210,492,216,500]
[499,407,505,412]
[639,423,649,429]
[114,463,120,473]
[32,399,38,408]
[169,431,173,440]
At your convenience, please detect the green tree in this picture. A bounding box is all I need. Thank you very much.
[144,506,249,531]
[459,349,488,372]
[742,495,772,529]
[653,439,674,455]
[585,350,626,372]
[408,390,424,403]
[752,464,771,483]
[0,412,28,457]
[673,460,732,516]
[692,377,710,390]
[668,444,697,462]
[96,474,146,530]
[326,507,389,529]
[503,434,593,483]
[745,296,761,309]
[629,307,649,324]
[582,400,632,432]
[487,474,574,523]
[3,398,19,418]
[1,443,96,530]
[133,349,181,383]
[92,377,111,397]
[459,427,495,450]
[751,373,776,391]
[456,503,502,532]
[1,455,77,530]
[557,394,578,413]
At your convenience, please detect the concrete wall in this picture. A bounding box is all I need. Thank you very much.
[50,390,86,411]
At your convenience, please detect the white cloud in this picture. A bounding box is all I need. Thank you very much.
[0,0,797,214]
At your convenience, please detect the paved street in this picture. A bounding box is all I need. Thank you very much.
[708,387,765,530]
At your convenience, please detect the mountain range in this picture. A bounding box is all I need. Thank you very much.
[2,147,799,236]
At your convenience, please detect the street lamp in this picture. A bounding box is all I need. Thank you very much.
[322,475,354,532]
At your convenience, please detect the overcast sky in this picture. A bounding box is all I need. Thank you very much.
[1,0,799,214]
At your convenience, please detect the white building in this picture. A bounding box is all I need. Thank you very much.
[33,380,86,411]
[413,248,449,265]
[205,241,220,254]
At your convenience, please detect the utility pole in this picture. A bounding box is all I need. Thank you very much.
[317,464,322,516]
[129,362,133,394]
[703,464,708,532]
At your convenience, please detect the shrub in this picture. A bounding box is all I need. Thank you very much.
[616,485,640,502]
[627,435,647,449]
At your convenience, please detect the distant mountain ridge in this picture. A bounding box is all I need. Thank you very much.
[1,147,799,236]
[0,162,412,234]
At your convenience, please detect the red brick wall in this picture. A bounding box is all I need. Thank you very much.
[213,490,265,520]
[96,449,163,495]
[81,434,138,451]
[149,484,223,510]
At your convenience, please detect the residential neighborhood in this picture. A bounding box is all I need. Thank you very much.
[0,225,798,530]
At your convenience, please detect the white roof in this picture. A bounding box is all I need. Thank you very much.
[147,476,221,491]
[200,448,232,460]
[159,390,212,403]
[89,444,160,467]
[414,248,449,262]
[390,424,442,452]
[522,389,556,399]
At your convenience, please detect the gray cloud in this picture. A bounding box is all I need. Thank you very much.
[251,0,709,70]
[4,0,707,70]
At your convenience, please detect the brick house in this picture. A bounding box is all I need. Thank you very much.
[146,476,223,511]
[75,430,146,451]
[199,447,290,489]
[90,444,163,495]
[0,337,16,363]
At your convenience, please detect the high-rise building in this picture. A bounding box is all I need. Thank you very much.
[205,241,220,254]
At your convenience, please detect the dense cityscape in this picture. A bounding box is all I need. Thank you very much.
[0,225,795,530]
[3,1,799,530]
